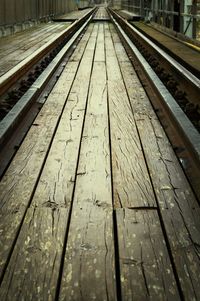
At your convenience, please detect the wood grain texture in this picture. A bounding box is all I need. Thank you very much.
[0,23,56,55]
[0,26,93,278]
[94,23,104,62]
[74,61,111,209]
[0,23,68,75]
[105,25,156,208]
[70,24,94,62]
[0,24,64,56]
[110,27,154,117]
[0,208,68,301]
[112,27,200,299]
[31,24,98,209]
[136,115,200,301]
[59,208,116,301]
[59,30,116,300]
[116,208,180,301]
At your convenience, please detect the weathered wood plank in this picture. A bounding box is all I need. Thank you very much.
[116,208,180,300]
[0,24,68,75]
[0,208,68,301]
[105,25,156,208]
[136,115,200,301]
[0,25,93,278]
[59,209,115,301]
[110,27,155,117]
[94,23,104,62]
[70,24,94,62]
[31,24,98,209]
[112,26,200,300]
[0,23,57,54]
[59,33,116,300]
[0,23,64,57]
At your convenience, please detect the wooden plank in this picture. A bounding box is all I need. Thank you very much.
[31,24,98,209]
[0,23,59,50]
[94,23,104,62]
[110,26,155,118]
[0,24,69,75]
[59,208,116,301]
[0,23,63,57]
[0,208,68,301]
[59,34,117,300]
[136,115,200,301]
[105,25,156,208]
[0,25,93,279]
[94,7,109,20]
[111,27,200,299]
[70,24,94,62]
[116,208,180,300]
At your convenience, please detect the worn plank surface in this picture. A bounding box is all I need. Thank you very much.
[105,24,156,208]
[94,6,109,20]
[136,115,200,301]
[0,23,69,76]
[111,22,200,300]
[111,22,200,299]
[0,23,56,54]
[31,24,97,209]
[0,25,93,278]
[59,24,117,301]
[0,208,68,301]
[0,23,63,56]
[116,208,180,301]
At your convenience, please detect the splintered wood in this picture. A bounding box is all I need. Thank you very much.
[0,15,199,301]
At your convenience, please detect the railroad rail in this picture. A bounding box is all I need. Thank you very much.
[108,8,200,200]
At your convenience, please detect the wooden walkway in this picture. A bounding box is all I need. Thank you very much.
[53,8,93,21]
[0,22,70,76]
[93,6,109,20]
[0,19,200,301]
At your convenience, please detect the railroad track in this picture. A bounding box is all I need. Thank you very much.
[107,8,200,200]
[0,6,200,199]
[0,8,96,139]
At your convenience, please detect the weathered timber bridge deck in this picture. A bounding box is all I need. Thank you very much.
[0,13,200,301]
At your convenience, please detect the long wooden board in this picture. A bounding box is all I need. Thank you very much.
[0,208,68,301]
[31,24,97,209]
[0,23,57,54]
[116,208,180,300]
[110,24,200,300]
[105,24,156,208]
[94,23,104,62]
[136,115,200,301]
[59,26,117,301]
